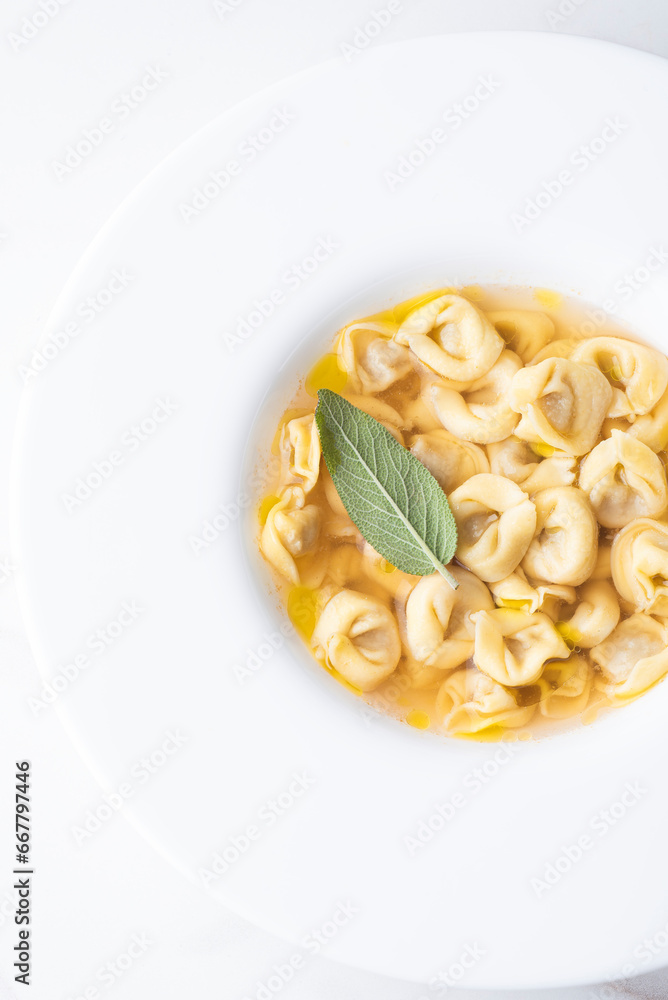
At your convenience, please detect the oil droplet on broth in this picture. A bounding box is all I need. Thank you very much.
[456,725,508,742]
[530,441,556,458]
[305,354,347,396]
[382,287,455,325]
[534,288,562,310]
[555,622,582,650]
[406,709,430,730]
[287,586,319,641]
[258,495,280,526]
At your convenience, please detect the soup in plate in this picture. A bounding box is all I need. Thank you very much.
[256,286,668,740]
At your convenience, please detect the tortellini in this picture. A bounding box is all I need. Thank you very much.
[320,466,364,543]
[339,322,413,393]
[344,394,405,444]
[521,487,598,586]
[471,607,570,686]
[590,535,614,580]
[489,568,575,615]
[611,518,668,616]
[410,429,489,494]
[556,580,620,648]
[488,309,555,363]
[280,414,321,493]
[627,387,668,452]
[579,430,668,528]
[538,656,592,719]
[320,466,358,541]
[311,589,401,692]
[404,566,493,685]
[487,437,576,494]
[430,350,521,443]
[395,294,503,387]
[509,357,612,455]
[571,336,668,418]
[398,394,444,433]
[436,666,535,734]
[591,614,668,699]
[449,474,536,582]
[260,486,320,585]
[529,338,579,365]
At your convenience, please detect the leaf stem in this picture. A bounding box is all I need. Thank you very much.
[434,561,459,590]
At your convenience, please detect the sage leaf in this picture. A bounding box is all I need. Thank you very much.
[315,389,459,589]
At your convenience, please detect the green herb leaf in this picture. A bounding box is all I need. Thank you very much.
[315,389,459,589]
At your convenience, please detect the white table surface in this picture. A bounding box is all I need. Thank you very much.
[1,1,668,997]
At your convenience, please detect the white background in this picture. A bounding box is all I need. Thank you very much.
[2,1,668,998]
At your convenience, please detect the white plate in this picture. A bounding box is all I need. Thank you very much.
[12,33,668,990]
